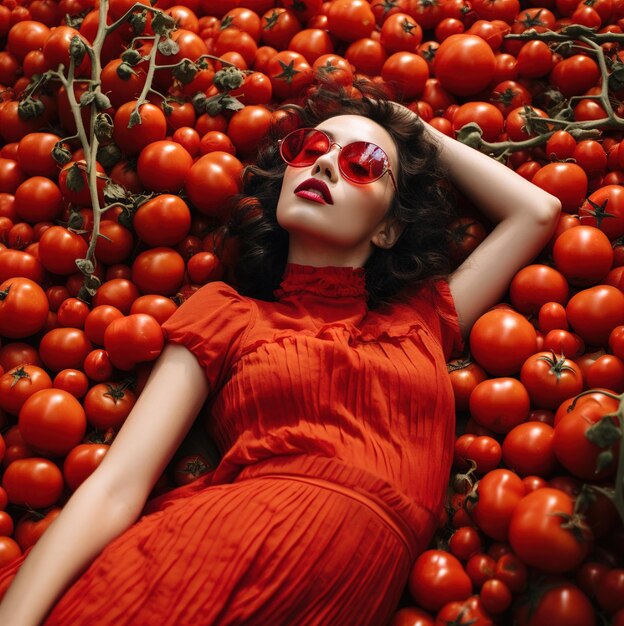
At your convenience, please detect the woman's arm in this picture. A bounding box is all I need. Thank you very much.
[422,121,562,337]
[0,343,209,626]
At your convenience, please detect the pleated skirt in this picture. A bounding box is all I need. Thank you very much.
[35,475,412,626]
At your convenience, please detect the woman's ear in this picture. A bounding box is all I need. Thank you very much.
[371,217,405,249]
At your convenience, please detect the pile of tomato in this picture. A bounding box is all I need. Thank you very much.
[0,0,623,623]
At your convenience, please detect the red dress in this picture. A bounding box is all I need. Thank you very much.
[0,264,462,626]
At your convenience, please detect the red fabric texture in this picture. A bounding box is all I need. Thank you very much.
[0,264,462,625]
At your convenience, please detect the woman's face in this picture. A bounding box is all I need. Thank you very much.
[276,114,401,268]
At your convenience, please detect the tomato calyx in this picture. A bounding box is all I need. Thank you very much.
[550,510,592,543]
[453,460,478,494]
[519,9,550,28]
[585,412,621,472]
[9,365,31,388]
[447,357,474,373]
[103,381,133,404]
[0,283,12,301]
[536,350,577,380]
[580,197,617,229]
[86,428,116,445]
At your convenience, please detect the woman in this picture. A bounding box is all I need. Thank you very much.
[0,88,561,626]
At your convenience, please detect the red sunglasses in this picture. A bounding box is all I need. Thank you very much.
[279,128,398,192]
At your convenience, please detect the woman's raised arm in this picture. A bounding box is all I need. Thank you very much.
[421,121,562,337]
[0,343,209,626]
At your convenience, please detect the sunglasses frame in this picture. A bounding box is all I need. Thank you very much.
[279,128,398,193]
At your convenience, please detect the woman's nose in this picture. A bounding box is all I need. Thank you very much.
[312,146,340,182]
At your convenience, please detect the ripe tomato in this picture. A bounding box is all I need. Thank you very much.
[137,140,193,193]
[509,264,568,315]
[472,469,525,541]
[39,327,93,372]
[513,580,596,626]
[451,102,503,142]
[480,578,512,615]
[380,13,423,53]
[0,364,52,415]
[550,54,600,98]
[509,488,591,573]
[0,277,48,338]
[266,50,313,99]
[53,368,89,398]
[448,526,483,561]
[19,388,87,456]
[56,297,89,329]
[388,607,434,626]
[502,421,556,477]
[63,443,109,491]
[566,285,624,347]
[38,225,89,275]
[0,536,21,568]
[382,52,429,100]
[133,194,192,248]
[553,392,620,480]
[14,507,61,552]
[326,0,375,41]
[104,313,164,371]
[469,377,530,433]
[131,247,185,296]
[172,454,214,486]
[585,354,624,392]
[434,34,496,96]
[17,132,62,178]
[2,457,64,508]
[185,151,243,218]
[469,309,537,376]
[531,162,588,213]
[227,105,273,157]
[409,550,472,612]
[579,184,624,241]
[447,358,488,411]
[83,382,136,430]
[519,352,583,410]
[553,226,613,287]
[91,278,140,314]
[83,349,114,382]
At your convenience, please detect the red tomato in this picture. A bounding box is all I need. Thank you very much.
[566,285,624,347]
[0,364,52,415]
[53,368,89,398]
[509,488,591,573]
[553,392,620,480]
[94,220,134,266]
[104,313,164,371]
[133,195,191,247]
[0,536,21,568]
[479,579,512,614]
[553,226,613,287]
[388,607,434,626]
[473,469,525,541]
[469,377,530,433]
[379,13,423,53]
[326,0,375,41]
[447,358,488,412]
[63,443,109,491]
[451,102,504,142]
[531,162,588,213]
[382,52,429,100]
[509,264,569,315]
[586,354,624,392]
[130,295,178,325]
[185,152,243,218]
[14,507,61,551]
[83,382,136,430]
[19,388,86,456]
[227,105,273,157]
[91,278,140,314]
[502,421,556,477]
[519,352,583,409]
[39,327,93,372]
[538,302,568,333]
[579,184,624,241]
[542,329,584,358]
[137,140,193,193]
[83,349,114,382]
[433,34,496,96]
[0,276,48,338]
[550,54,600,98]
[38,225,89,275]
[83,305,124,346]
[2,457,63,508]
[448,526,483,561]
[56,297,89,329]
[447,217,487,265]
[596,569,624,614]
[513,581,596,626]
[469,309,537,376]
[172,453,214,486]
[14,176,63,223]
[408,549,472,612]
[131,247,185,296]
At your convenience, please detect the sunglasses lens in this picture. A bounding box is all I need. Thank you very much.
[281,129,330,166]
[340,142,388,184]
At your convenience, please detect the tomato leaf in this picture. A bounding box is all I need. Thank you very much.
[586,415,621,448]
[172,60,197,85]
[213,66,245,91]
[70,35,87,65]
[65,163,85,193]
[120,48,143,67]
[157,37,179,57]
[103,181,128,203]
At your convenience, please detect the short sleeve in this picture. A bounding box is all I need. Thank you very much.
[161,282,254,391]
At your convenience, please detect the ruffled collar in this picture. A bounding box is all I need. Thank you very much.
[275,263,368,300]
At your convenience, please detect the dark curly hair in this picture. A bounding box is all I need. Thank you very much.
[228,83,455,307]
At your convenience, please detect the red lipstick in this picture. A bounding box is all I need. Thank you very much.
[294,178,333,205]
